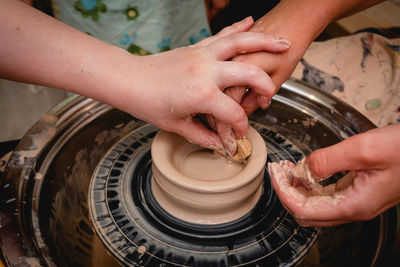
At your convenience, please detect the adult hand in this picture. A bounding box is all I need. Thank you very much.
[208,44,297,155]
[269,123,400,227]
[210,12,304,156]
[125,17,289,154]
[223,0,384,115]
[211,0,383,155]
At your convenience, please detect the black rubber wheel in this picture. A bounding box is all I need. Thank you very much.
[89,123,318,267]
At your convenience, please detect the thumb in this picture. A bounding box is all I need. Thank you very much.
[170,118,226,156]
[306,133,376,179]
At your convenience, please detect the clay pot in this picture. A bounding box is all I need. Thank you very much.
[151,127,267,224]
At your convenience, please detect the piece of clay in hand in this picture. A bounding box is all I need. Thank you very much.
[272,159,336,196]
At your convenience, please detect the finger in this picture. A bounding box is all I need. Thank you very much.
[268,162,345,221]
[170,117,226,155]
[204,114,237,156]
[213,86,247,156]
[196,16,254,47]
[268,162,378,223]
[243,89,272,111]
[233,51,277,72]
[214,118,237,156]
[268,162,307,207]
[225,86,246,103]
[232,52,290,96]
[241,89,260,115]
[214,61,275,108]
[208,32,290,61]
[306,130,380,179]
[205,114,217,131]
[295,218,352,227]
[199,90,249,138]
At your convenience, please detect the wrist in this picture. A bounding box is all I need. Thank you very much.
[71,43,142,114]
[250,0,333,55]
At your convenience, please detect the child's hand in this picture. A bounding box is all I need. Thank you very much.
[0,2,287,155]
[125,17,289,154]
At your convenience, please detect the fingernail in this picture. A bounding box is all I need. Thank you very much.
[267,162,272,177]
[258,95,269,109]
[207,116,216,131]
[209,143,226,156]
[274,37,291,48]
[225,147,233,158]
[266,99,272,108]
[261,96,268,108]
[241,16,253,23]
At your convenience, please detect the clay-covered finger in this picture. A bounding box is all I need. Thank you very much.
[216,86,248,155]
[170,117,226,155]
[208,32,290,61]
[268,162,307,206]
[268,161,380,223]
[199,90,249,138]
[214,118,237,156]
[268,162,342,221]
[204,114,237,156]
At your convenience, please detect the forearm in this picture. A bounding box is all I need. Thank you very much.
[0,0,137,110]
[250,0,384,55]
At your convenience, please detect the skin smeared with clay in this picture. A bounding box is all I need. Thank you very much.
[268,159,356,207]
[278,159,336,196]
[231,137,252,162]
[211,135,252,162]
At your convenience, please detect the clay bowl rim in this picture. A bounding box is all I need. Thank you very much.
[151,127,267,193]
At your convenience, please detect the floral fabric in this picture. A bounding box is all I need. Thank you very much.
[52,0,211,55]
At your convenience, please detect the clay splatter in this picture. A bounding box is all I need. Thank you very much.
[385,42,400,54]
[360,34,373,70]
[365,98,382,111]
[301,59,344,94]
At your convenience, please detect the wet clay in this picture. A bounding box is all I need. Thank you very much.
[179,149,244,181]
[231,138,252,162]
[151,127,267,224]
[268,159,356,207]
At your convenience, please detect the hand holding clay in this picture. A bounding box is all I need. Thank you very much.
[126,16,289,154]
[206,38,297,155]
[269,124,400,227]
[208,14,301,156]
[211,0,381,155]
[269,124,400,226]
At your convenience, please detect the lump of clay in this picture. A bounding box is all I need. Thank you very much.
[231,138,252,162]
[269,159,356,197]
[271,159,335,196]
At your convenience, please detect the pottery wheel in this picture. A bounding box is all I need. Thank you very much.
[89,122,317,266]
[2,80,395,267]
